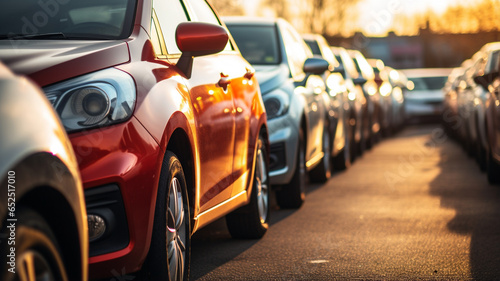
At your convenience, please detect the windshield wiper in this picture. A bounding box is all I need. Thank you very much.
[2,32,67,40]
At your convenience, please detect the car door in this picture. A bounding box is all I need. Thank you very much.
[152,0,235,213]
[186,0,261,197]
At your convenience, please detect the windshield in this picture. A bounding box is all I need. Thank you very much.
[227,25,280,65]
[0,0,136,40]
[409,76,448,90]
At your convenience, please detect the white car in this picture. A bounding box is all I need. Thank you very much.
[402,68,452,123]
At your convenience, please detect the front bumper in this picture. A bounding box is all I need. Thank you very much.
[267,115,299,186]
[69,117,161,279]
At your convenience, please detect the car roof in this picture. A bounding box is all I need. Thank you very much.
[401,68,453,78]
[222,16,277,26]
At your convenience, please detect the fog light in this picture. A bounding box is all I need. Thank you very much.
[88,214,106,242]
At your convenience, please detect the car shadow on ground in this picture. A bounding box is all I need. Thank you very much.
[190,181,323,280]
[428,129,500,280]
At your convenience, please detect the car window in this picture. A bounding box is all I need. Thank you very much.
[187,0,219,25]
[409,76,448,90]
[339,50,359,79]
[150,15,163,56]
[227,25,280,65]
[305,40,321,56]
[280,21,309,79]
[486,50,500,74]
[153,0,188,55]
[187,0,232,51]
[0,0,136,39]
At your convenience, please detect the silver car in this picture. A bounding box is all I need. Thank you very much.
[402,68,452,123]
[225,17,332,208]
[302,33,353,170]
[0,63,88,281]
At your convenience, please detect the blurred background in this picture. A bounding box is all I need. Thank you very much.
[209,0,500,69]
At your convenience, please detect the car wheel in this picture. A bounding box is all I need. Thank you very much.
[334,118,352,170]
[309,120,332,183]
[276,128,306,209]
[147,151,190,281]
[2,208,69,281]
[487,150,500,185]
[226,134,270,239]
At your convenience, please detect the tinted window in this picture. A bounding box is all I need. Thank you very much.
[305,39,321,56]
[280,21,310,78]
[409,76,448,90]
[154,0,188,54]
[0,0,136,39]
[227,25,280,65]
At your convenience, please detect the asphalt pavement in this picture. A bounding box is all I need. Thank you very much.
[190,124,500,280]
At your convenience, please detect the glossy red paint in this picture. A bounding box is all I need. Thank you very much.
[176,22,229,55]
[0,0,269,278]
[0,41,130,87]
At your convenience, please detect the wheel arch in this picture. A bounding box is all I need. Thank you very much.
[4,152,87,281]
[165,128,196,231]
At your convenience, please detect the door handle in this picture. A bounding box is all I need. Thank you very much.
[218,72,231,91]
[244,67,254,80]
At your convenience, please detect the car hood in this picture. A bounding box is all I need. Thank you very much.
[0,40,130,87]
[254,64,290,94]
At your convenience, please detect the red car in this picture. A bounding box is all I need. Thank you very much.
[0,0,270,280]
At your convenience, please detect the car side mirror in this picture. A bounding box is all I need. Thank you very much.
[474,72,499,90]
[353,76,367,85]
[176,22,229,79]
[303,57,329,75]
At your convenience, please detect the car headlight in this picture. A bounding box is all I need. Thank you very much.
[44,68,136,133]
[263,88,290,120]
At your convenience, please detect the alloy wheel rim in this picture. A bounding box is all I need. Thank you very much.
[256,142,268,223]
[167,177,186,281]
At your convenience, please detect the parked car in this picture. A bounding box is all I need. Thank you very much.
[331,46,368,159]
[348,50,380,146]
[0,63,88,281]
[443,61,472,140]
[457,43,500,170]
[472,45,500,183]
[402,68,452,123]
[0,0,270,280]
[367,58,395,136]
[384,66,407,133]
[302,33,353,170]
[225,17,332,209]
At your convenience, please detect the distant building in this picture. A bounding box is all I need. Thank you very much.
[326,27,500,69]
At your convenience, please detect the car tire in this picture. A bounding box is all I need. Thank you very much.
[147,151,190,281]
[276,128,306,209]
[1,208,69,281]
[309,120,332,183]
[487,150,500,185]
[226,134,270,239]
[334,118,352,170]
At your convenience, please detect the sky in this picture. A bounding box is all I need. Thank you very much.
[357,0,462,36]
[242,0,473,36]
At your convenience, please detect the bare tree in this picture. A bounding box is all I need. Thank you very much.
[208,0,245,16]
[304,0,361,36]
[259,0,291,21]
